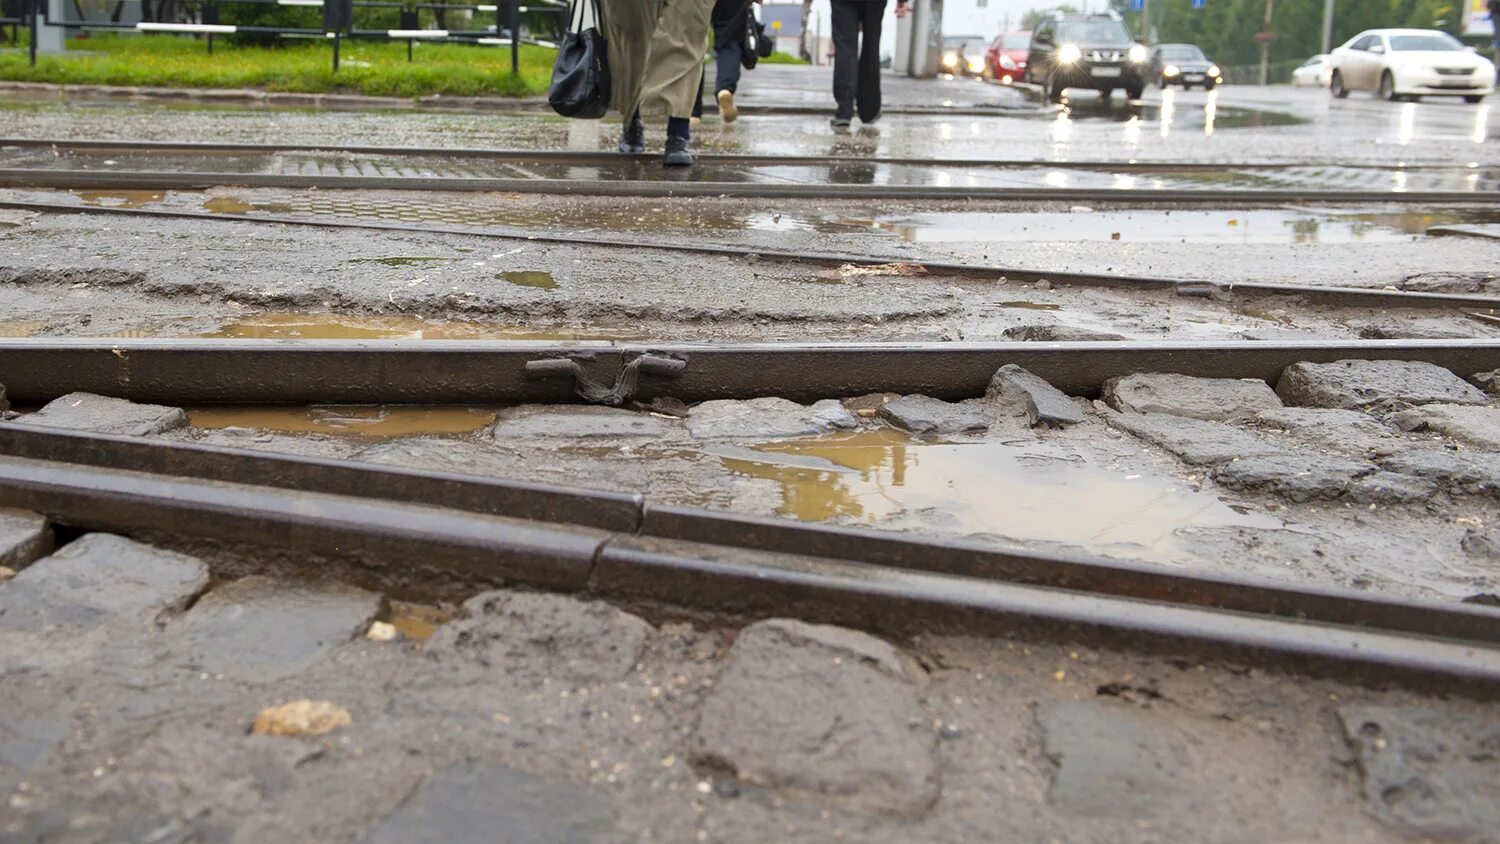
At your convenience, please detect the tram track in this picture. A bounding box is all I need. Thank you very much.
[5,167,1494,204]
[7,198,1500,312]
[3,137,1476,173]
[2,336,1499,408]
[0,418,1496,695]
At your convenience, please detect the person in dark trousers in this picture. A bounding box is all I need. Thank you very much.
[1490,0,1500,70]
[829,0,907,127]
[691,0,754,122]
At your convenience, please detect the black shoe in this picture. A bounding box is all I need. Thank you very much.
[663,135,693,167]
[618,115,646,154]
[861,109,881,125]
[830,115,852,128]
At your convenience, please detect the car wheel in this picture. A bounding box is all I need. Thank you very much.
[1100,87,1115,100]
[1157,75,1167,89]
[1046,72,1065,103]
[1379,71,1398,101]
[1330,70,1349,98]
[1126,85,1144,100]
[1465,94,1486,103]
[1204,80,1216,91]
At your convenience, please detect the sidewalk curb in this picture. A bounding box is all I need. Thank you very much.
[0,80,554,113]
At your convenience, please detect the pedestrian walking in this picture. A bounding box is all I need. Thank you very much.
[691,0,763,123]
[1490,0,1500,66]
[604,0,716,166]
[829,0,908,127]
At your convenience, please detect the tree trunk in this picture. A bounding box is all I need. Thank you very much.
[798,0,812,62]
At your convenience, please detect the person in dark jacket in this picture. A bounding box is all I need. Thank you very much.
[1490,0,1500,65]
[829,0,907,127]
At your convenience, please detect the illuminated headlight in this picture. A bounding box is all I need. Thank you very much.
[1128,44,1148,63]
[967,57,985,73]
[941,51,958,68]
[1057,44,1082,64]
[1000,53,1017,70]
[1207,64,1220,77]
[1162,64,1180,76]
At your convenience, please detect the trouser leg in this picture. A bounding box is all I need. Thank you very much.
[829,0,859,117]
[692,64,705,116]
[637,0,715,119]
[716,41,742,92]
[603,0,660,118]
[855,0,884,121]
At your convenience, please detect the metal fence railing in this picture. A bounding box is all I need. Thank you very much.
[17,0,565,72]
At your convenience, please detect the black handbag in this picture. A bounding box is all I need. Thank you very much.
[742,13,772,69]
[755,15,774,58]
[548,0,610,119]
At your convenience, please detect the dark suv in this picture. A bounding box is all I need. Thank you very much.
[1026,12,1149,103]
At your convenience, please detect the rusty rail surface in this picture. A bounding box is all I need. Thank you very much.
[5,198,1497,311]
[0,423,1496,695]
[2,337,1500,404]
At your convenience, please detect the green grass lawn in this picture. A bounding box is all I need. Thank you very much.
[0,32,557,97]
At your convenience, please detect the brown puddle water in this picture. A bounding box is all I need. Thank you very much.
[0,321,46,337]
[188,405,499,437]
[72,189,166,208]
[200,313,637,341]
[718,429,1278,560]
[384,601,452,641]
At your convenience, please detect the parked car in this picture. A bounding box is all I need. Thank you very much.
[984,30,1031,84]
[1149,43,1222,90]
[1290,54,1333,87]
[1026,12,1149,103]
[1329,28,1495,103]
[940,35,990,76]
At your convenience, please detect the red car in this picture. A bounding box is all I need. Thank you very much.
[985,30,1032,84]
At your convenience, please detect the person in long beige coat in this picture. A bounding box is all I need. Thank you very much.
[604,0,714,166]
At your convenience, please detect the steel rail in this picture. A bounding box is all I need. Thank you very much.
[0,424,1496,695]
[4,168,1496,204]
[2,338,1500,404]
[4,137,1475,172]
[6,199,1500,312]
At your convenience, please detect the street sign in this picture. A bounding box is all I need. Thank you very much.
[1131,0,1144,10]
[1253,30,1277,42]
[1190,0,1204,8]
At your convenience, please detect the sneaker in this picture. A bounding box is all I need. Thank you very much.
[861,109,882,125]
[717,89,739,123]
[618,115,646,154]
[663,135,693,167]
[830,115,852,128]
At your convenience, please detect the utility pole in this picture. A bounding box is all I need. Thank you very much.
[1258,0,1274,86]
[1320,0,1334,54]
[1140,0,1150,38]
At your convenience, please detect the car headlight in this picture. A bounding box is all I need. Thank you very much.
[1128,44,1148,63]
[967,57,985,72]
[1000,54,1017,69]
[1057,44,1082,64]
[1162,64,1180,76]
[1207,64,1220,77]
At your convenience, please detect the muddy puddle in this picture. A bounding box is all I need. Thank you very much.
[870,207,1500,244]
[34,188,1500,245]
[187,405,499,437]
[712,429,1279,559]
[200,313,635,341]
[383,600,451,641]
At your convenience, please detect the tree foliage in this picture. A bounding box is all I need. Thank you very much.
[1021,4,1079,30]
[1106,0,1465,70]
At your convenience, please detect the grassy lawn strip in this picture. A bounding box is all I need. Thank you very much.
[0,33,556,97]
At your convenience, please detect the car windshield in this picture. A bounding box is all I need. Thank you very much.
[1159,45,1205,60]
[1056,20,1132,44]
[1388,33,1464,51]
[1002,33,1031,50]
[943,36,985,51]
